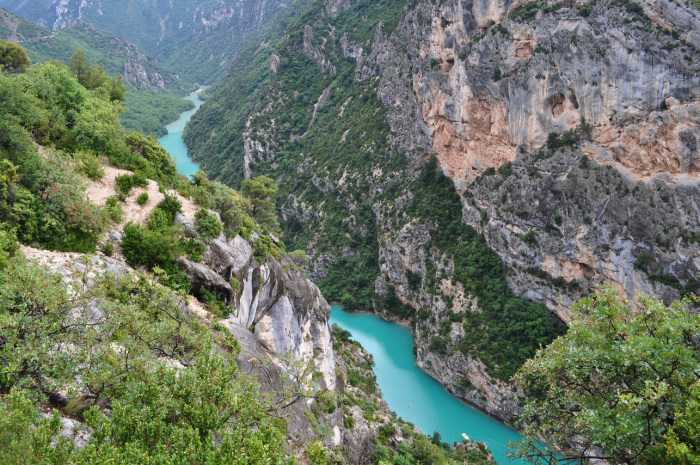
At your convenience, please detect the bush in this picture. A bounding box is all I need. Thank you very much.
[634,252,653,270]
[229,277,241,294]
[120,222,179,273]
[498,161,513,177]
[428,336,449,355]
[156,194,182,220]
[102,242,114,256]
[104,197,124,223]
[136,192,149,205]
[194,208,222,241]
[147,207,174,232]
[115,173,147,196]
[340,293,357,309]
[74,151,105,180]
[0,229,19,269]
[523,230,538,246]
[546,130,579,151]
[578,2,593,16]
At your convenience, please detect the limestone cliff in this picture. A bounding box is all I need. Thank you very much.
[186,0,700,424]
[174,215,337,387]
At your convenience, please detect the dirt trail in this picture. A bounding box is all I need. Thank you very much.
[85,165,199,229]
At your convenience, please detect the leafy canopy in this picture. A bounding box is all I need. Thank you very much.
[510,286,700,464]
[0,255,293,464]
[241,176,278,232]
[0,39,30,74]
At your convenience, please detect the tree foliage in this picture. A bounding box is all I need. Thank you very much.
[194,208,222,242]
[0,256,294,464]
[510,286,700,464]
[241,176,278,232]
[0,39,30,74]
[69,50,125,102]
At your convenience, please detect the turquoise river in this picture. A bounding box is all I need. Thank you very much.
[330,305,525,465]
[158,88,206,177]
[159,92,525,465]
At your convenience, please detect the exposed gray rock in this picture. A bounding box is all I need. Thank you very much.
[40,415,93,450]
[203,235,254,282]
[174,212,197,238]
[108,230,122,243]
[176,257,234,305]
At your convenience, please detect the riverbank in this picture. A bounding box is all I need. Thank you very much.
[330,304,526,465]
[330,303,413,329]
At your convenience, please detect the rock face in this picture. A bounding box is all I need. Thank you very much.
[186,0,700,424]
[176,233,337,387]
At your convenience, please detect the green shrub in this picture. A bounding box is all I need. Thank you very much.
[546,130,579,151]
[104,197,124,223]
[147,207,174,231]
[156,194,182,220]
[578,2,593,16]
[406,269,422,291]
[0,229,19,269]
[115,173,147,196]
[498,161,513,177]
[428,336,448,355]
[120,222,179,272]
[201,288,228,318]
[341,293,357,309]
[180,236,205,262]
[306,441,328,465]
[634,252,653,270]
[74,150,105,180]
[523,230,538,246]
[194,208,222,241]
[102,242,114,256]
[136,192,149,205]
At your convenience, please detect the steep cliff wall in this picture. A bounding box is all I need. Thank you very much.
[175,217,337,387]
[186,0,700,423]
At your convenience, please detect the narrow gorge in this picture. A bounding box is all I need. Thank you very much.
[0,0,698,462]
[184,0,700,428]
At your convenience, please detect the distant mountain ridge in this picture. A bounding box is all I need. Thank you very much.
[0,0,307,84]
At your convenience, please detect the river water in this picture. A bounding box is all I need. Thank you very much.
[158,91,525,464]
[158,88,206,177]
[330,304,525,465]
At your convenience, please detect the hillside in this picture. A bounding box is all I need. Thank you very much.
[0,8,196,135]
[0,0,312,84]
[185,0,700,424]
[0,41,498,464]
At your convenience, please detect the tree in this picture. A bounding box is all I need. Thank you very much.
[510,286,700,464]
[194,208,222,241]
[241,176,278,231]
[0,39,30,74]
[68,50,124,102]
